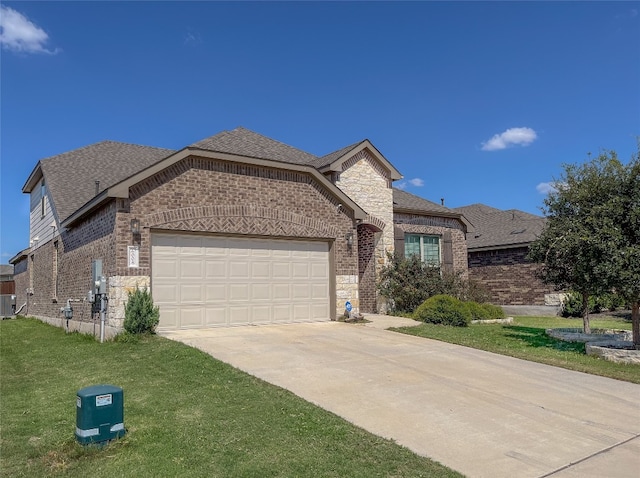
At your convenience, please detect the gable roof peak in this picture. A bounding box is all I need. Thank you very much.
[190,126,319,166]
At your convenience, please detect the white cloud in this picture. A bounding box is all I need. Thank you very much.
[0,6,59,54]
[481,127,537,151]
[395,178,424,190]
[395,181,407,190]
[536,182,558,194]
[184,27,202,46]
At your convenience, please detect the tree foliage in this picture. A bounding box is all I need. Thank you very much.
[528,148,640,344]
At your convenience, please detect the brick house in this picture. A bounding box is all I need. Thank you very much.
[453,204,554,305]
[11,127,469,336]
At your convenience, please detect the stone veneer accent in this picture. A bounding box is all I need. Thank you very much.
[335,150,394,312]
[107,275,150,328]
[336,274,359,315]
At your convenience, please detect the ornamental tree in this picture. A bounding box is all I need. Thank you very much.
[528,150,632,336]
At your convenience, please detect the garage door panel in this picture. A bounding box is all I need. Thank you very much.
[154,259,177,279]
[205,284,226,301]
[292,263,309,278]
[205,260,226,278]
[229,261,249,278]
[152,234,178,252]
[229,307,249,324]
[273,305,291,322]
[180,284,203,303]
[311,263,329,278]
[205,307,227,326]
[292,284,310,299]
[251,283,270,300]
[153,284,178,304]
[251,262,270,278]
[179,236,204,255]
[153,233,330,330]
[180,308,204,327]
[229,245,251,257]
[293,304,311,321]
[273,284,290,300]
[312,304,330,319]
[251,246,271,257]
[251,306,271,323]
[311,284,329,299]
[273,262,291,278]
[180,260,203,278]
[159,308,178,328]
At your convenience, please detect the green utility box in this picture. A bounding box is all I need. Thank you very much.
[75,384,126,445]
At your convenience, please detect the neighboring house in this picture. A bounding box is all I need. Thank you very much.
[453,204,554,305]
[0,264,16,316]
[11,127,469,336]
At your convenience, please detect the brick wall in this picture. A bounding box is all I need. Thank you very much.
[128,157,356,275]
[394,214,468,276]
[467,247,553,305]
[17,154,375,329]
[14,202,119,332]
[357,225,378,313]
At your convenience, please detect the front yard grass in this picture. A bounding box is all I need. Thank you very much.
[0,317,460,478]
[391,316,640,384]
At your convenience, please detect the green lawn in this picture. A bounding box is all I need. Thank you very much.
[392,315,639,384]
[0,317,460,478]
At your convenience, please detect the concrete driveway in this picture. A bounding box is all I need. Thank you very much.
[161,316,640,478]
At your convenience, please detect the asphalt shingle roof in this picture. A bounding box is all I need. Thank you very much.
[39,141,174,222]
[191,127,319,166]
[453,203,546,250]
[306,141,363,169]
[393,188,456,215]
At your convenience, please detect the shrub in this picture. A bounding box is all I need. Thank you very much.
[465,301,505,320]
[377,254,492,315]
[378,254,444,314]
[413,295,471,327]
[561,291,628,317]
[124,287,160,334]
[560,291,583,317]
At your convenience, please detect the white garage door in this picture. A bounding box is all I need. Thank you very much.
[151,233,331,330]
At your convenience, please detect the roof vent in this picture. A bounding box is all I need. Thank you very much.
[95,180,100,196]
[511,229,526,235]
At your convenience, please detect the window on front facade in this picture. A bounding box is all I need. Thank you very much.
[404,234,440,266]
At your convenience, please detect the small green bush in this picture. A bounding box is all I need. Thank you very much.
[413,295,471,327]
[561,291,628,317]
[465,301,505,320]
[124,287,160,334]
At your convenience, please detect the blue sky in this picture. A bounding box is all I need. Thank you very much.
[1,1,639,261]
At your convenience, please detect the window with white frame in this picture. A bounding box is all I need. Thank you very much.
[404,234,440,265]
